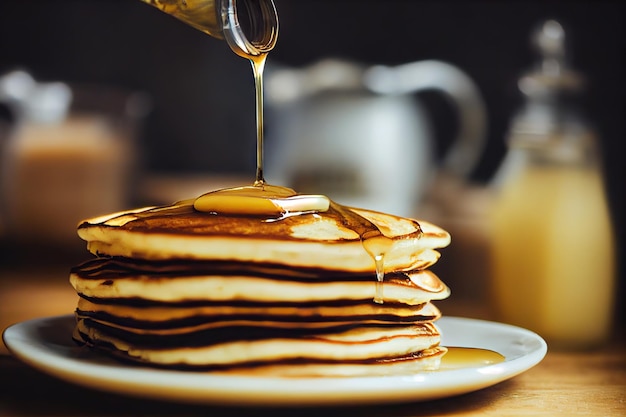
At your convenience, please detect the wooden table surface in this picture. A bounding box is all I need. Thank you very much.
[1,263,625,416]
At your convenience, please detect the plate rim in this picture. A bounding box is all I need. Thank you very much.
[2,314,547,406]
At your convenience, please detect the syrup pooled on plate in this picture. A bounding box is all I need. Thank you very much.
[193,184,329,217]
[439,347,505,370]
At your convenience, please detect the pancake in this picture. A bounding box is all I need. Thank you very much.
[73,318,446,376]
[69,256,448,305]
[70,187,451,376]
[76,202,450,272]
[74,298,443,329]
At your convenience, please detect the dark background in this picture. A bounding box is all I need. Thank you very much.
[1,1,624,317]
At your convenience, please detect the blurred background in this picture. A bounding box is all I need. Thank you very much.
[0,1,623,341]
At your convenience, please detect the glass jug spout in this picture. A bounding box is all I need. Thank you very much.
[139,0,278,57]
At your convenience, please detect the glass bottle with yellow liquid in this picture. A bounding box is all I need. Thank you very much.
[490,21,615,350]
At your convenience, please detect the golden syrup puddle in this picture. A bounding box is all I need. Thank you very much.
[439,347,506,370]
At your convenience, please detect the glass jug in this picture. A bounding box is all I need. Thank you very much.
[139,0,278,58]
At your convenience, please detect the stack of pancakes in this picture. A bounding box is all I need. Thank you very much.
[70,197,451,376]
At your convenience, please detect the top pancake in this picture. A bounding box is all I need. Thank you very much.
[77,201,450,273]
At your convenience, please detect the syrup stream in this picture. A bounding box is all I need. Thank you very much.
[251,54,268,185]
[373,254,385,304]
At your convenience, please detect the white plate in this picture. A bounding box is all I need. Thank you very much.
[2,315,546,406]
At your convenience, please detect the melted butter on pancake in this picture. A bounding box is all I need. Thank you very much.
[193,184,330,217]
